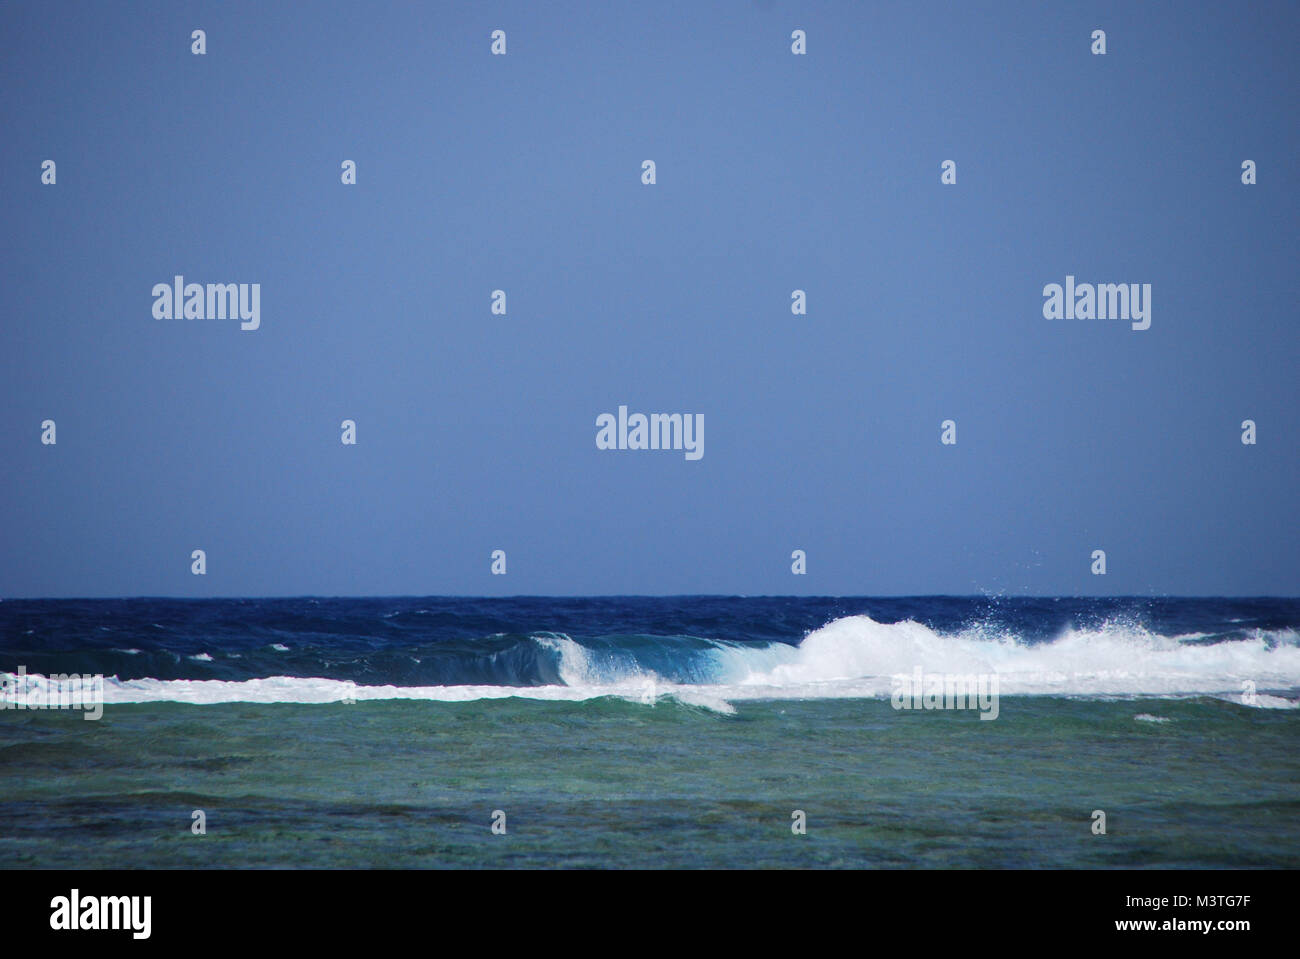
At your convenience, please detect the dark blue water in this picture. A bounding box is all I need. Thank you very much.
[3,595,1297,687]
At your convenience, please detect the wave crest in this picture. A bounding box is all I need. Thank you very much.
[5,614,1298,712]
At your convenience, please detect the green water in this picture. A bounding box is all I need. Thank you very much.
[1,696,1296,868]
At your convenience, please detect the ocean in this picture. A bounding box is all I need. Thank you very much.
[2,596,1298,868]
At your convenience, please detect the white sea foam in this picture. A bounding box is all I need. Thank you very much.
[706,615,1300,699]
[87,673,736,715]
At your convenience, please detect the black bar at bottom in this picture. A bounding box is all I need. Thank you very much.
[1,868,1285,946]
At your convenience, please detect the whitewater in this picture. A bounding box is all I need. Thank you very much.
[8,614,1298,714]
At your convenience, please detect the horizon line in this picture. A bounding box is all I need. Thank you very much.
[4,593,1299,602]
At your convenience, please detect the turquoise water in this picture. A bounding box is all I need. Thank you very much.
[3,695,1296,868]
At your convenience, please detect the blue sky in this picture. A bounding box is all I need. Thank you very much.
[1,1,1296,597]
